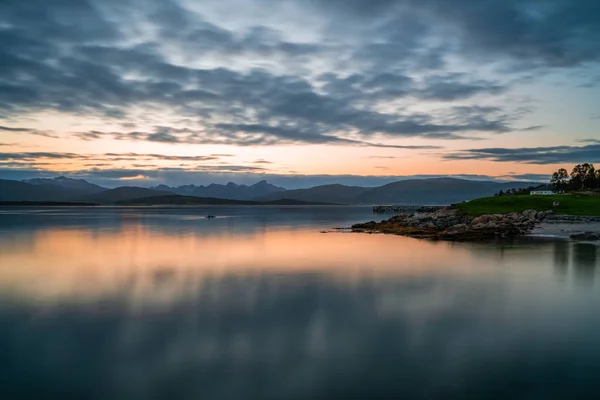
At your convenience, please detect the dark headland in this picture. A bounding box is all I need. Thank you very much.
[352,194,600,242]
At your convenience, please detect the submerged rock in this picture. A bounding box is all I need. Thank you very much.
[570,232,600,241]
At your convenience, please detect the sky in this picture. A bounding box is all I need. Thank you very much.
[0,0,599,188]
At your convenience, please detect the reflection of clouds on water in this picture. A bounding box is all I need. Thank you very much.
[0,206,374,237]
[573,243,598,285]
[1,208,600,399]
[550,241,599,287]
[553,241,570,276]
[1,272,600,399]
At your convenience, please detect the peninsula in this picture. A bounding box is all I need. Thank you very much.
[352,194,600,241]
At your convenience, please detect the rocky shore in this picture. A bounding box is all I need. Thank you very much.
[351,208,553,241]
[531,215,600,240]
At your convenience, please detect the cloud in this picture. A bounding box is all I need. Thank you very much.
[316,72,508,103]
[0,150,276,187]
[0,151,235,165]
[0,0,562,149]
[73,126,447,148]
[520,125,545,132]
[444,144,600,164]
[363,156,397,159]
[0,125,59,138]
[328,0,600,69]
[1,0,598,156]
[417,74,506,101]
[498,173,552,182]
[0,125,30,132]
[0,152,82,161]
[577,139,600,144]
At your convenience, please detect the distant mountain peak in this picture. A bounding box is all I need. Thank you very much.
[253,180,277,187]
[151,180,285,200]
[22,176,106,195]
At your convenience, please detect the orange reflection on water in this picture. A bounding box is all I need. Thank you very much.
[0,224,482,304]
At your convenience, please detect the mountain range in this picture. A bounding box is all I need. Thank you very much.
[23,176,107,195]
[151,180,285,200]
[0,176,541,205]
[114,196,337,206]
[256,178,539,205]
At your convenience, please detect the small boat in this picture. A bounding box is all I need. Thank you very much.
[206,215,216,219]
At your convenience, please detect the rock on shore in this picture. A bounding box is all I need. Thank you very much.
[351,208,551,241]
[570,232,600,241]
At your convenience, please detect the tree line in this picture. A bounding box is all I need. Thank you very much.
[495,186,541,197]
[495,163,599,197]
[551,163,600,192]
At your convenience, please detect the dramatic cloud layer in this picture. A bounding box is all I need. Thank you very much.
[445,144,600,164]
[0,0,599,183]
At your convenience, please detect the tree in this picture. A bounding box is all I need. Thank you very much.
[551,168,569,192]
[584,165,598,189]
[570,163,595,190]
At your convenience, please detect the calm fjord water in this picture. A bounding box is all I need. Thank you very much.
[0,206,599,399]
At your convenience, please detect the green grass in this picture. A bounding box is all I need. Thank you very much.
[455,194,600,217]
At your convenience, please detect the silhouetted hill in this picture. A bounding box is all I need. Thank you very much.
[152,180,285,200]
[0,201,97,206]
[115,195,338,206]
[0,179,85,202]
[256,178,540,205]
[355,178,538,204]
[0,177,542,205]
[256,184,367,204]
[23,176,106,194]
[78,187,173,204]
[151,184,198,196]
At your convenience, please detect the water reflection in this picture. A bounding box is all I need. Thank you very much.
[1,269,600,399]
[553,241,570,276]
[0,208,599,399]
[573,243,598,285]
[0,225,474,303]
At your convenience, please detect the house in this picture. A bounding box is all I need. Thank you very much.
[530,184,556,195]
[530,190,555,195]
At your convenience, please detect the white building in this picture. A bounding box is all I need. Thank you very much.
[530,190,555,195]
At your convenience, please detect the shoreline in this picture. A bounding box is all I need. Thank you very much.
[530,218,600,240]
[351,208,600,242]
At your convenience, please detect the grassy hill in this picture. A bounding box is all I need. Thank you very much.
[456,194,600,216]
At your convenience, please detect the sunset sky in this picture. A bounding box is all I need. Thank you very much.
[1,0,599,188]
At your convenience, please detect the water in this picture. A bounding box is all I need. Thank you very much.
[0,206,599,399]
